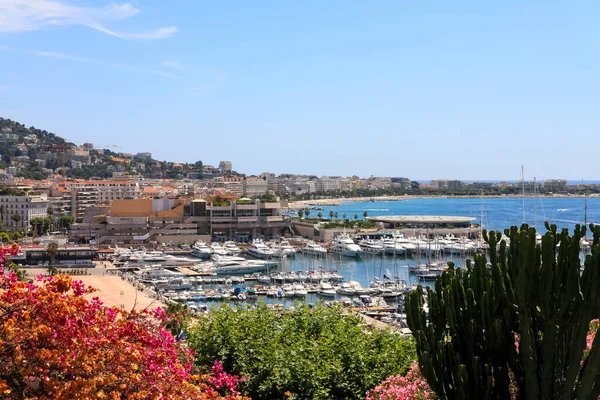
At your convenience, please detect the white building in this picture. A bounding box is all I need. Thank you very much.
[243,178,268,197]
[316,178,341,192]
[0,193,48,232]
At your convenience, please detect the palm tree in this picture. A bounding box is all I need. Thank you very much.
[304,208,311,219]
[329,211,334,220]
[334,212,339,221]
[363,211,368,219]
[46,242,59,267]
[47,208,54,232]
[342,213,347,221]
[317,212,323,220]
[354,214,358,220]
[11,212,21,233]
[297,209,304,219]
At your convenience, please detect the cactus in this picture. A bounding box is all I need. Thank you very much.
[406,223,600,400]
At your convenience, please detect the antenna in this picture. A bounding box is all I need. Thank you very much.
[521,165,525,224]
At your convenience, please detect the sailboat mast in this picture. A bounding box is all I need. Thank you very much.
[480,189,484,239]
[533,177,537,229]
[584,179,588,231]
[521,165,525,224]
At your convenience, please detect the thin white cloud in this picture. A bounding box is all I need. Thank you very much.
[161,60,184,70]
[31,50,93,63]
[0,46,180,79]
[0,0,177,40]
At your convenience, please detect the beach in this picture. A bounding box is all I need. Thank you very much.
[24,261,164,311]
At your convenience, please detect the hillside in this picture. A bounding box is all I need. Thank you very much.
[0,117,207,180]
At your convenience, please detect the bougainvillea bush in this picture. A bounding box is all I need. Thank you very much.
[366,362,434,400]
[0,244,247,399]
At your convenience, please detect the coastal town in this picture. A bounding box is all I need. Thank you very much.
[2,0,600,396]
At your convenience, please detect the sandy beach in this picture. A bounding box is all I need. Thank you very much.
[24,261,164,311]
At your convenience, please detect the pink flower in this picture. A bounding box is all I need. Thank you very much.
[367,363,434,400]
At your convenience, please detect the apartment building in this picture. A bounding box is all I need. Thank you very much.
[53,180,141,222]
[0,192,48,232]
[243,178,268,197]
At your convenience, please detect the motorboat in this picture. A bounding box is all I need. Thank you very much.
[211,243,229,256]
[380,238,406,256]
[301,242,328,256]
[336,282,356,296]
[191,242,213,259]
[162,255,199,267]
[330,234,363,258]
[358,239,385,255]
[317,282,336,297]
[247,239,275,259]
[292,284,308,298]
[270,240,296,257]
[213,255,276,275]
[224,241,242,255]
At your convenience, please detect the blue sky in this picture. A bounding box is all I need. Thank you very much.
[0,1,598,180]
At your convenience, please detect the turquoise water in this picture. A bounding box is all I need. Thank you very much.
[309,197,599,233]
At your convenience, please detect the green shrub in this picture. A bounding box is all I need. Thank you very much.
[187,302,416,400]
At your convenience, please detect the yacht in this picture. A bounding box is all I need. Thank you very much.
[224,241,242,255]
[211,243,229,256]
[330,234,363,258]
[163,255,199,267]
[336,282,357,296]
[191,242,213,259]
[247,239,275,259]
[292,284,308,298]
[301,242,328,256]
[125,251,167,266]
[214,257,274,275]
[270,240,296,257]
[213,255,278,269]
[317,282,336,297]
[358,239,385,255]
[380,238,406,256]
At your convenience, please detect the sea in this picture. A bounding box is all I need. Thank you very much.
[206,197,600,308]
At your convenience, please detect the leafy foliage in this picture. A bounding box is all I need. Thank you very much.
[187,303,416,400]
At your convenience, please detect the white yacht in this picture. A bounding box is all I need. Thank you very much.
[270,240,296,257]
[211,243,229,256]
[214,257,275,275]
[317,282,336,297]
[162,255,199,267]
[292,284,308,298]
[301,242,328,256]
[336,282,356,296]
[380,238,406,256]
[223,241,242,255]
[247,239,275,259]
[358,239,385,255]
[330,234,363,258]
[125,251,167,266]
[191,242,213,259]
